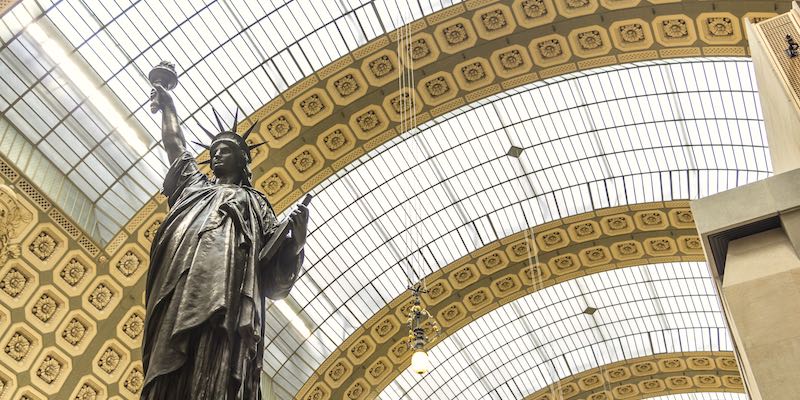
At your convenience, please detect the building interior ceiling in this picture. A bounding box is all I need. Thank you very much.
[0,0,789,399]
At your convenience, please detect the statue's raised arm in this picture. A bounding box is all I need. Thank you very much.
[148,61,186,164]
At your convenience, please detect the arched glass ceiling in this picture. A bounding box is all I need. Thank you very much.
[649,395,747,400]
[379,262,728,399]
[262,58,769,397]
[0,0,457,241]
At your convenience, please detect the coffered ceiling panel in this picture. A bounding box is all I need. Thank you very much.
[265,58,769,398]
[0,0,460,241]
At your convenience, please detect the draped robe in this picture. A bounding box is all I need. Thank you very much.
[141,152,302,399]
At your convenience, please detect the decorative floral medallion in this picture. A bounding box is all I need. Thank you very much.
[32,293,58,322]
[266,116,291,139]
[461,62,486,82]
[346,382,365,399]
[75,384,99,400]
[707,17,733,36]
[1,267,27,297]
[356,110,380,132]
[427,282,446,299]
[327,361,348,381]
[349,338,370,360]
[606,216,628,230]
[467,290,487,305]
[521,0,547,18]
[553,255,575,270]
[425,77,450,97]
[675,210,694,223]
[573,222,595,237]
[4,332,31,361]
[584,248,605,262]
[640,212,663,226]
[662,19,688,38]
[495,276,516,293]
[368,360,387,379]
[116,251,141,277]
[481,253,502,269]
[499,50,524,70]
[390,93,413,114]
[368,55,394,78]
[649,239,672,252]
[124,368,144,393]
[299,94,325,117]
[538,39,563,58]
[565,0,589,9]
[683,237,702,250]
[511,241,531,257]
[641,379,660,390]
[97,347,121,374]
[0,185,33,265]
[374,319,394,337]
[61,318,86,346]
[36,355,62,384]
[323,130,347,152]
[441,304,461,320]
[616,242,638,255]
[123,312,145,340]
[541,231,563,246]
[619,23,645,43]
[143,219,162,242]
[453,266,474,283]
[333,74,359,97]
[261,173,285,196]
[443,23,468,45]
[408,39,430,60]
[292,151,316,173]
[481,10,507,31]
[29,232,57,261]
[88,283,113,311]
[577,30,602,50]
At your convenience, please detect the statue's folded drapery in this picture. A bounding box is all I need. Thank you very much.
[141,152,302,399]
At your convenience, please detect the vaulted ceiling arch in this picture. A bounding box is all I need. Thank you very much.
[294,202,711,399]
[0,1,787,399]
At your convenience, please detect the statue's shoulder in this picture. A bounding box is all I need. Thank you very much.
[244,186,275,212]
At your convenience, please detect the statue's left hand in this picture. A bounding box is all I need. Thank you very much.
[288,204,310,254]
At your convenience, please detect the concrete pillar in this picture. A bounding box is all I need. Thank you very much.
[748,2,800,174]
[724,228,800,399]
[691,6,800,399]
[694,170,800,400]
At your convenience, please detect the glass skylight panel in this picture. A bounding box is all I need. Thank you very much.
[4,0,467,242]
[263,59,768,396]
[649,395,747,400]
[379,263,728,400]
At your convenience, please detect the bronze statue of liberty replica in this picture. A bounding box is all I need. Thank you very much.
[141,61,309,399]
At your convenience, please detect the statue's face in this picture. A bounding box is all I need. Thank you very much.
[211,142,244,179]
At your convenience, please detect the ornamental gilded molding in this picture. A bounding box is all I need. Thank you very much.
[0,157,142,399]
[0,0,789,398]
[126,0,780,227]
[295,201,711,400]
[523,352,742,400]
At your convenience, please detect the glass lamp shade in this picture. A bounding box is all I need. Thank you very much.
[411,350,431,375]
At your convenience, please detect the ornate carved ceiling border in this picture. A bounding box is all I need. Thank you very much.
[0,155,146,399]
[117,0,787,259]
[236,0,784,215]
[521,351,743,400]
[116,0,788,256]
[295,201,707,400]
[0,1,20,18]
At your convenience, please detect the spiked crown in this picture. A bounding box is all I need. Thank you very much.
[193,108,266,165]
